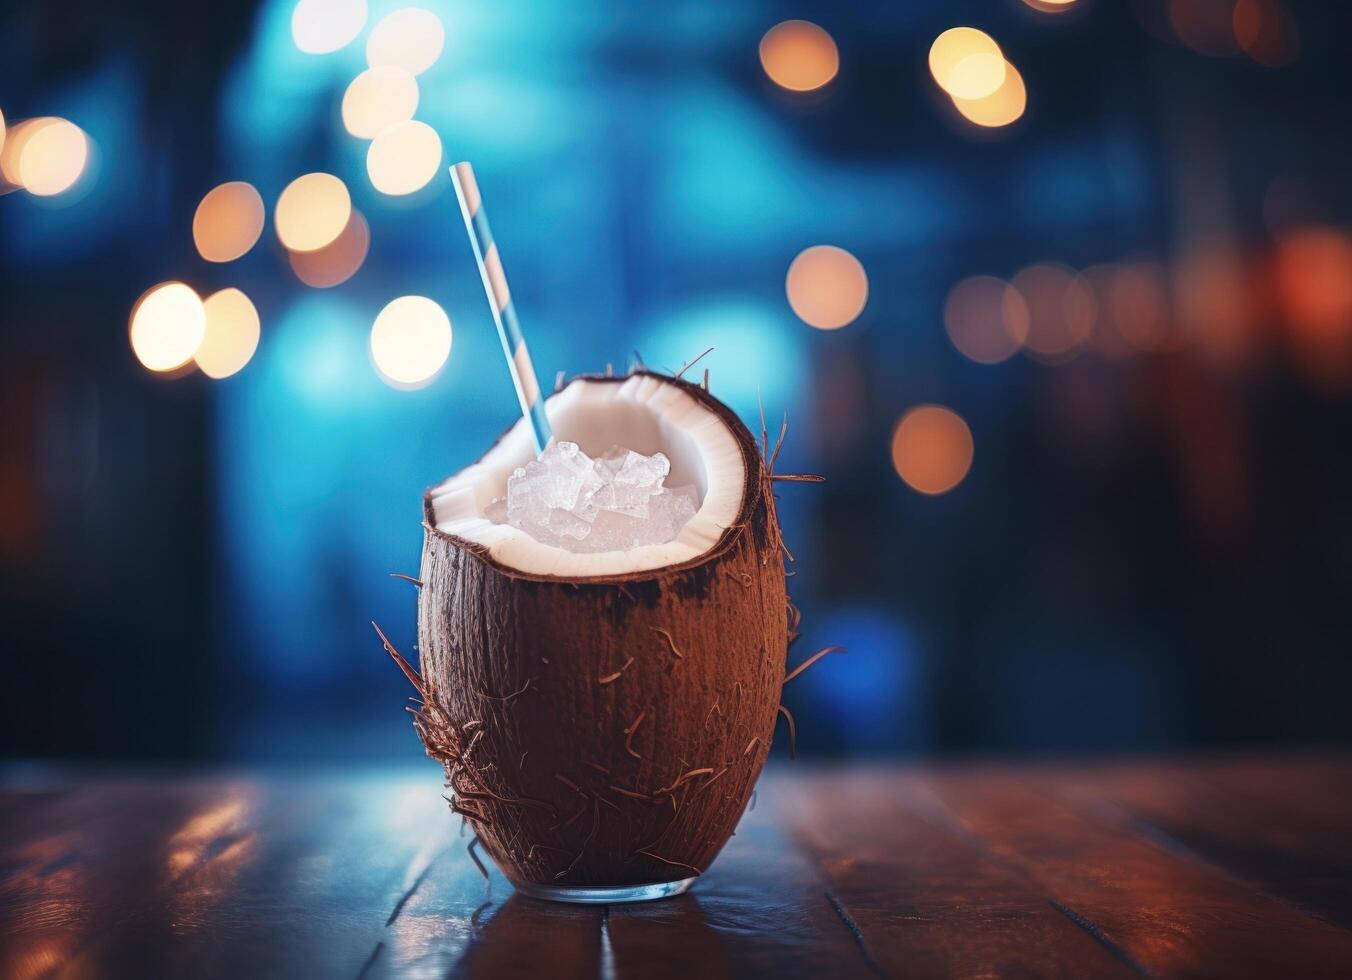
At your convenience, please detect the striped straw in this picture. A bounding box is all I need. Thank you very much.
[449,161,553,454]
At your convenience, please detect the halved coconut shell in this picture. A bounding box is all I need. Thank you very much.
[412,371,787,888]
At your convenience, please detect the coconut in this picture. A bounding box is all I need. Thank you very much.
[382,369,811,899]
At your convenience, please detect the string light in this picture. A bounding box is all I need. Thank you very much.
[367,8,445,76]
[370,296,453,388]
[786,245,868,330]
[891,405,974,495]
[193,181,265,263]
[129,282,207,373]
[759,21,840,93]
[196,288,261,379]
[275,173,351,253]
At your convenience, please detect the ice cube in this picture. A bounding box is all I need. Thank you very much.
[490,442,701,553]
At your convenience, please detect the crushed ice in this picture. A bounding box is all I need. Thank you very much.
[484,441,699,553]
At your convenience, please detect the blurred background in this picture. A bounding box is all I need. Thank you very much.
[3,0,1350,765]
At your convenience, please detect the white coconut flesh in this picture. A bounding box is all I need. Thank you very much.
[429,375,747,578]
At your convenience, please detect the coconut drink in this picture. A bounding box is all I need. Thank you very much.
[378,164,818,903]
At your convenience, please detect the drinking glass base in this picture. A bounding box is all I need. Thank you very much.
[513,877,696,905]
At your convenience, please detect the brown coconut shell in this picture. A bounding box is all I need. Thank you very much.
[409,370,788,888]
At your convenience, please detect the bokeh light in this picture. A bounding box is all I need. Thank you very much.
[1275,227,1352,346]
[759,21,840,93]
[292,0,367,55]
[929,28,1005,101]
[1022,0,1080,11]
[1011,262,1096,359]
[369,295,452,388]
[289,210,370,288]
[1233,0,1299,67]
[786,245,868,330]
[951,60,1027,128]
[196,288,261,380]
[342,67,419,139]
[891,405,974,496]
[129,282,207,373]
[366,8,445,76]
[275,173,351,252]
[944,275,1030,364]
[0,117,40,186]
[193,181,265,263]
[0,107,6,156]
[5,117,88,195]
[366,120,442,196]
[1087,261,1172,353]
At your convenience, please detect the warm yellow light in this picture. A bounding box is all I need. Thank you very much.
[0,107,6,157]
[196,288,261,379]
[1023,0,1079,11]
[786,245,868,330]
[193,181,265,263]
[944,275,1030,364]
[367,8,445,76]
[1011,263,1096,359]
[292,0,367,54]
[929,28,1005,99]
[891,405,974,496]
[0,117,42,186]
[951,60,1026,128]
[366,120,441,196]
[275,173,351,252]
[13,117,87,196]
[759,21,840,93]
[130,282,207,373]
[342,67,419,139]
[370,295,453,388]
[289,210,370,288]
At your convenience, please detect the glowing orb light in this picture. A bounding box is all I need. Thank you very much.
[929,28,1006,100]
[759,21,840,93]
[367,8,445,76]
[0,107,6,156]
[1012,262,1096,359]
[275,173,351,252]
[786,245,868,330]
[891,405,974,495]
[11,117,88,195]
[370,295,452,388]
[193,181,265,263]
[951,61,1027,128]
[342,67,420,139]
[944,275,1030,364]
[292,0,367,54]
[366,120,441,195]
[289,210,370,288]
[196,288,261,379]
[130,282,207,373]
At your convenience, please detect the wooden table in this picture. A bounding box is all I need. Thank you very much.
[4,754,1352,978]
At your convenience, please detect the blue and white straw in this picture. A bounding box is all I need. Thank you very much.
[450,161,553,454]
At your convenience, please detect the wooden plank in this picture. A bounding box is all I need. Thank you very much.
[781,768,1139,979]
[914,766,1352,979]
[372,829,603,979]
[6,772,450,980]
[608,773,875,979]
[0,778,226,980]
[1044,760,1352,931]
